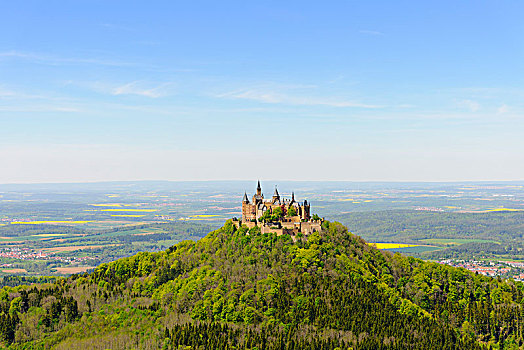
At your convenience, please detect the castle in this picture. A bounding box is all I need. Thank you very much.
[233,181,322,236]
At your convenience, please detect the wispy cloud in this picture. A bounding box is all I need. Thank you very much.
[0,105,80,113]
[456,99,480,112]
[111,81,173,98]
[216,88,380,108]
[0,86,84,114]
[0,88,17,98]
[0,87,46,100]
[497,104,509,114]
[67,80,175,98]
[0,50,133,67]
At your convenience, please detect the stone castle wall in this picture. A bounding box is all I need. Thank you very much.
[234,182,322,237]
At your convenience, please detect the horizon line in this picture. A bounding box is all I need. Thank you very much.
[1,179,524,186]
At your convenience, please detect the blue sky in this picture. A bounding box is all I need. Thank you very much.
[1,1,523,182]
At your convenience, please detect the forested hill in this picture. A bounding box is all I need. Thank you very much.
[0,221,523,349]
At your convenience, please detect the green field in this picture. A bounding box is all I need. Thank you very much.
[386,245,443,254]
[419,238,500,246]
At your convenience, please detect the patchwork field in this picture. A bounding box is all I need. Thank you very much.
[1,180,523,276]
[1,269,27,274]
[54,266,94,274]
[41,245,116,253]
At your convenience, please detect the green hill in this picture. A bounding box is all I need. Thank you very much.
[0,220,523,349]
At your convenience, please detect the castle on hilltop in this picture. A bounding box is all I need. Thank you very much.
[233,181,322,236]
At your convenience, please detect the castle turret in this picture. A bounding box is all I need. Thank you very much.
[302,199,310,220]
[235,181,322,236]
[272,186,280,204]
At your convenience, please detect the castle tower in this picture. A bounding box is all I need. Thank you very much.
[272,186,280,204]
[235,181,322,236]
[302,199,311,220]
[242,192,255,222]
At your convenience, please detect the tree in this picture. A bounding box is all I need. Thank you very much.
[287,206,297,217]
[259,210,272,223]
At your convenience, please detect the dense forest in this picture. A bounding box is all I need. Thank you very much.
[0,220,523,349]
[334,210,524,260]
[334,210,524,243]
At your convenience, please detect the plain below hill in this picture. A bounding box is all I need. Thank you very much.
[332,209,524,259]
[0,220,522,349]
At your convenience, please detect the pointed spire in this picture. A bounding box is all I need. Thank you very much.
[273,186,279,198]
[256,180,262,196]
[291,192,295,203]
[243,192,249,203]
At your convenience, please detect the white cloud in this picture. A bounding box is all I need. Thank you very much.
[457,99,480,112]
[111,81,173,98]
[99,23,134,31]
[0,87,47,100]
[68,80,174,98]
[0,105,80,113]
[359,30,384,36]
[497,104,509,114]
[217,89,380,108]
[0,89,17,98]
[0,50,132,67]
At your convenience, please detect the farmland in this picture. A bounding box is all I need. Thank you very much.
[0,180,524,276]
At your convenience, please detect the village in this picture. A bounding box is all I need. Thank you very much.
[439,258,524,281]
[0,247,95,266]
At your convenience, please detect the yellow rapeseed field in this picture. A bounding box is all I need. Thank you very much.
[369,243,419,249]
[100,209,157,212]
[487,208,524,212]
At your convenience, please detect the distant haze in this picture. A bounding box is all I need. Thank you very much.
[1,2,523,183]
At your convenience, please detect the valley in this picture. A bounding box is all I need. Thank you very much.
[0,181,523,278]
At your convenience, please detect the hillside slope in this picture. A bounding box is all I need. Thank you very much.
[0,220,523,349]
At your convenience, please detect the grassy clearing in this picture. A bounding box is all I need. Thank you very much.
[389,245,443,254]
[54,266,94,274]
[1,268,27,273]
